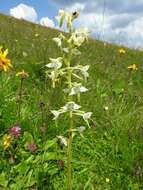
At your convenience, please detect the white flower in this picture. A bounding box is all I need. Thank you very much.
[104,106,109,111]
[62,48,69,53]
[70,85,88,95]
[55,9,66,27]
[80,65,90,79]
[62,102,81,112]
[69,33,85,47]
[51,110,61,120]
[105,178,110,183]
[46,57,62,69]
[57,135,67,147]
[75,27,89,40]
[83,112,92,120]
[53,37,62,47]
[78,126,86,133]
[75,36,85,47]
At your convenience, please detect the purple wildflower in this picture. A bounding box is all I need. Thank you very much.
[26,143,37,152]
[9,126,21,138]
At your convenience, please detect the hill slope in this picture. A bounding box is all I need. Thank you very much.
[0,13,143,189]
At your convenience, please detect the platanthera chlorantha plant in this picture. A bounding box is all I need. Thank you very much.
[45,10,92,190]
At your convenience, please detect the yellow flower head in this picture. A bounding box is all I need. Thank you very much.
[119,48,126,54]
[127,64,138,71]
[3,134,13,150]
[16,70,29,79]
[0,47,12,72]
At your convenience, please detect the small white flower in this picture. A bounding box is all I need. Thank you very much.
[75,27,89,40]
[70,34,85,47]
[80,65,90,79]
[105,178,110,183]
[70,86,88,95]
[57,135,67,147]
[49,70,58,80]
[51,110,61,120]
[62,48,69,53]
[78,126,86,133]
[53,37,62,47]
[83,112,92,120]
[46,57,62,69]
[104,106,109,111]
[62,102,81,112]
[55,9,66,26]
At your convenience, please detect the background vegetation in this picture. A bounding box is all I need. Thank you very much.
[0,13,143,189]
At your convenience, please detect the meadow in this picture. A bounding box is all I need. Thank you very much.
[0,12,143,190]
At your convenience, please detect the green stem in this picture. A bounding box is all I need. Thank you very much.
[67,112,73,190]
[17,78,23,121]
[67,47,73,190]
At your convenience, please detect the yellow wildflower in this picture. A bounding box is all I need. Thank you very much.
[119,48,126,54]
[3,134,13,150]
[0,47,12,72]
[127,64,138,71]
[16,70,29,79]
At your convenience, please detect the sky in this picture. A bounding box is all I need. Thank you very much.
[1,0,143,48]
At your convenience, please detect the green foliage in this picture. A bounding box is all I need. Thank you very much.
[0,13,143,189]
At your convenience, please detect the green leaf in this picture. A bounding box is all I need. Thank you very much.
[43,139,57,151]
[0,172,8,187]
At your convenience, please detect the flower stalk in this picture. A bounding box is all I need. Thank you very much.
[16,70,29,121]
[46,10,92,189]
[17,77,23,120]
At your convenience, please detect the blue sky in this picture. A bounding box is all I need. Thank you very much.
[1,0,143,49]
[0,0,57,19]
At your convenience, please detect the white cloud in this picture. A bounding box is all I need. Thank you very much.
[40,17,55,28]
[66,2,86,12]
[10,3,38,22]
[52,0,143,48]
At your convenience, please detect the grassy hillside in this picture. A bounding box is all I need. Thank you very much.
[0,13,143,189]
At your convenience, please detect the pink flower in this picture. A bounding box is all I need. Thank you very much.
[26,143,37,152]
[9,126,21,137]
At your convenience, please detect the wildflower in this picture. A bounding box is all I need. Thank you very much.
[55,9,67,27]
[51,110,61,120]
[22,51,28,57]
[104,106,109,111]
[83,112,92,121]
[46,57,63,69]
[9,126,21,138]
[62,102,81,112]
[53,37,62,47]
[119,48,126,54]
[78,65,89,80]
[105,178,110,183]
[57,135,67,147]
[70,85,88,95]
[26,143,37,152]
[78,126,86,137]
[35,33,39,37]
[0,47,12,72]
[16,70,29,79]
[127,64,138,71]
[3,134,13,150]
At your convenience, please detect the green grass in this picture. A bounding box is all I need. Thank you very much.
[0,13,143,189]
